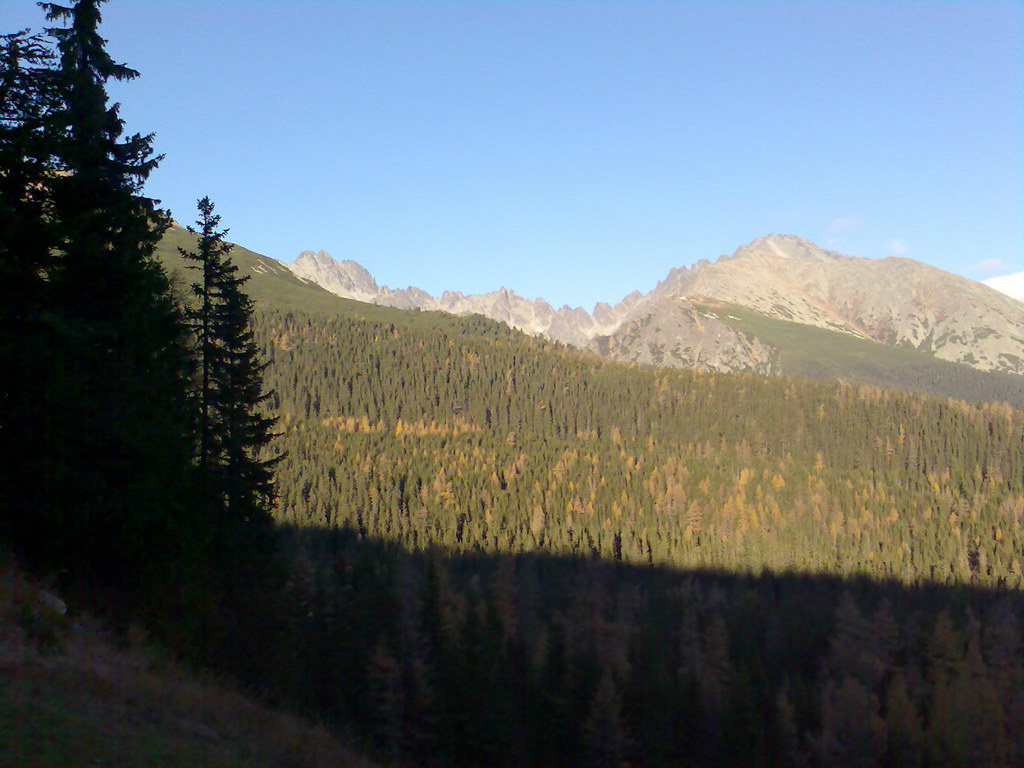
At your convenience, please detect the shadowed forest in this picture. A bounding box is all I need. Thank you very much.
[279,527,1024,767]
[3,3,1024,767]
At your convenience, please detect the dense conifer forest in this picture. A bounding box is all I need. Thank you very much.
[261,307,1024,585]
[254,305,1024,767]
[4,3,1024,767]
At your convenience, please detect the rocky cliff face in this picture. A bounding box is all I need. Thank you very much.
[289,250,381,303]
[288,236,1024,376]
[597,300,780,374]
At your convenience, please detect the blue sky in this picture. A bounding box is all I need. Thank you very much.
[8,1,1023,309]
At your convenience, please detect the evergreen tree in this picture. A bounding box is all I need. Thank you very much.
[180,197,232,474]
[0,28,56,334]
[210,247,279,530]
[180,195,279,531]
[178,195,282,675]
[181,197,278,533]
[7,0,200,625]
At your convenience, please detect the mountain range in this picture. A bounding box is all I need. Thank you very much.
[153,227,1024,406]
[289,234,1024,378]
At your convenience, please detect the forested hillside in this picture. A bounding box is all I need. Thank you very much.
[249,305,1024,766]
[260,307,1024,585]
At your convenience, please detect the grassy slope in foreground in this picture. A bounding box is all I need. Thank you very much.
[0,559,374,768]
[701,300,1024,407]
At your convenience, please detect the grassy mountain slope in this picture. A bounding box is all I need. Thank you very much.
[156,225,354,315]
[699,301,1024,407]
[156,224,519,336]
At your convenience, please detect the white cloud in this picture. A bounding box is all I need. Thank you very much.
[885,238,911,257]
[967,257,1007,274]
[827,215,863,234]
[982,272,1024,301]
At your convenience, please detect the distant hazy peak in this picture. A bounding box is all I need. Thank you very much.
[730,234,848,263]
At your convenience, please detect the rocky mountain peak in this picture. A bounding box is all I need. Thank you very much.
[295,249,332,267]
[290,249,379,300]
[730,234,847,264]
[337,258,377,285]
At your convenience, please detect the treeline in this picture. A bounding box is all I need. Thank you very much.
[0,1,279,670]
[258,307,1024,587]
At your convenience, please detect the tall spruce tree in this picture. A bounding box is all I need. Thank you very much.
[0,28,56,333]
[181,196,279,538]
[181,197,232,476]
[179,196,282,678]
[7,0,201,621]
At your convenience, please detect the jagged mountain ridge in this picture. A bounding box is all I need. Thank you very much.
[289,249,632,346]
[289,235,1024,376]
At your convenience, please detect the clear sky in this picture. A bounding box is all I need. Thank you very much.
[7,0,1023,310]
